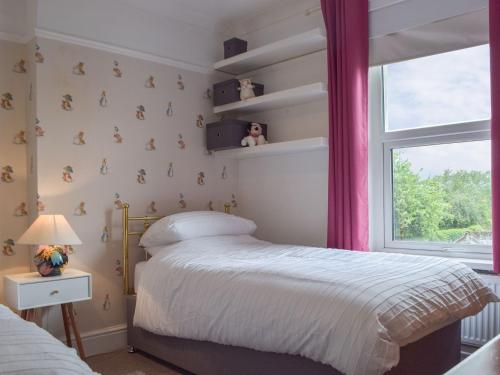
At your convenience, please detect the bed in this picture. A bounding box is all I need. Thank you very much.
[122,204,498,375]
[0,304,96,374]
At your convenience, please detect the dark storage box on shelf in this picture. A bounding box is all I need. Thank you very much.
[224,38,248,59]
[206,119,268,151]
[213,79,265,106]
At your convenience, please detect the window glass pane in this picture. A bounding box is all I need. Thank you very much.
[385,45,491,131]
[392,140,491,245]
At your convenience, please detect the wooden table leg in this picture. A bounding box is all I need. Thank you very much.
[67,303,86,361]
[24,309,35,321]
[61,304,73,347]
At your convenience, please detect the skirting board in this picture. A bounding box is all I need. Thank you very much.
[59,323,127,357]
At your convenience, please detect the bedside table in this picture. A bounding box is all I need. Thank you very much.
[4,269,92,360]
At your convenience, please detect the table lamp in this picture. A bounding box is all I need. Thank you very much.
[17,215,82,277]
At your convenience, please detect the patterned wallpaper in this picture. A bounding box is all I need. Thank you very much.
[0,39,30,299]
[5,36,237,337]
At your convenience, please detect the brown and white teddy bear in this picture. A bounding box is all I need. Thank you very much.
[241,123,267,147]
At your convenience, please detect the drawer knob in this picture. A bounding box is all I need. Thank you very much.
[50,290,59,296]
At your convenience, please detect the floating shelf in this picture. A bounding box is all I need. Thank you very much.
[214,28,326,75]
[214,137,328,159]
[213,82,327,115]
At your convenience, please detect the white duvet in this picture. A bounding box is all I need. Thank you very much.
[0,304,96,374]
[134,235,497,375]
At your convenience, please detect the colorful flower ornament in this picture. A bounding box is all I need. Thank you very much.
[34,245,69,277]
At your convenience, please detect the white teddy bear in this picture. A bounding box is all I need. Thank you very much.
[238,78,256,100]
[241,123,268,147]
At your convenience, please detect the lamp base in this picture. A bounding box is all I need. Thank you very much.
[34,245,69,277]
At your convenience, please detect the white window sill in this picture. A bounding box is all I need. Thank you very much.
[375,248,494,273]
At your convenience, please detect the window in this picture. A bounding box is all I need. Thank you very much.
[370,45,492,258]
[384,45,491,131]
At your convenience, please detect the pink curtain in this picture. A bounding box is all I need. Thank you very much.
[491,0,500,273]
[321,0,369,251]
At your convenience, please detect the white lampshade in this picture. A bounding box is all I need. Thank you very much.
[17,215,82,245]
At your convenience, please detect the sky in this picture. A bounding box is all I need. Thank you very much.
[385,44,492,176]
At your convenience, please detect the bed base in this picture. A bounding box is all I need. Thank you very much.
[127,295,461,375]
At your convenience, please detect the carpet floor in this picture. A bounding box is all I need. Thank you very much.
[87,350,190,375]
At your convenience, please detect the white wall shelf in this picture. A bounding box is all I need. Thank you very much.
[214,28,326,75]
[213,82,327,115]
[214,137,328,159]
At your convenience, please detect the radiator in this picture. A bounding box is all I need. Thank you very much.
[461,275,500,347]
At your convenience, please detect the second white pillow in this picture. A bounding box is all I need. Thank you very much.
[139,211,257,248]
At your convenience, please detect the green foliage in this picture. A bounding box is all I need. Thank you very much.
[392,153,491,243]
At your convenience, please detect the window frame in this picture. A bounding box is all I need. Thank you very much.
[369,63,492,261]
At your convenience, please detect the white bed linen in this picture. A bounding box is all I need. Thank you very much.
[134,261,147,290]
[0,304,97,374]
[134,235,497,375]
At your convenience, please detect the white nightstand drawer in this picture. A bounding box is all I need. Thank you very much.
[4,269,92,311]
[18,276,90,309]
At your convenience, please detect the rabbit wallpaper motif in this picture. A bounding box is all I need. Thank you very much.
[0,40,30,297]
[0,37,237,339]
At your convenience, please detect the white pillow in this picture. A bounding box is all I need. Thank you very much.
[139,211,257,248]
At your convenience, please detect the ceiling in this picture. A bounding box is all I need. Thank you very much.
[120,0,302,33]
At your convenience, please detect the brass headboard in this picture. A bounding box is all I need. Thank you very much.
[122,202,232,295]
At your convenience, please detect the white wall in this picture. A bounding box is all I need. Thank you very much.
[229,2,330,247]
[238,151,328,247]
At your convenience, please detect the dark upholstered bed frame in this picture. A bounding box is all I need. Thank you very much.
[127,295,461,375]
